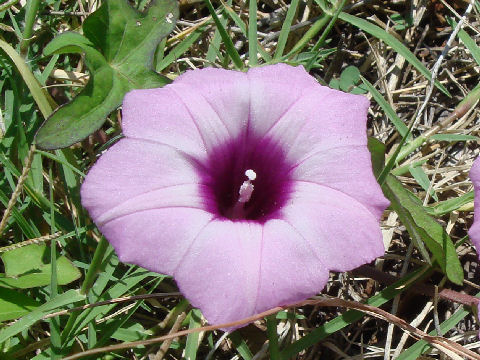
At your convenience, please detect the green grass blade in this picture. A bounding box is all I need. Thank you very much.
[305,0,346,71]
[248,0,258,66]
[35,149,85,177]
[267,315,281,360]
[204,0,243,69]
[409,165,438,201]
[0,188,39,238]
[222,5,271,62]
[339,12,450,96]
[229,332,253,360]
[0,289,85,344]
[19,0,41,55]
[157,23,209,72]
[0,38,55,118]
[360,76,409,138]
[285,14,330,57]
[447,17,480,66]
[48,166,61,359]
[184,309,203,360]
[425,191,474,216]
[274,0,299,59]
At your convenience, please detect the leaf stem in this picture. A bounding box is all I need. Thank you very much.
[80,236,110,295]
[20,0,42,56]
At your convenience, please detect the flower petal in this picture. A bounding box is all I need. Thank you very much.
[174,220,263,325]
[81,138,207,222]
[469,159,480,251]
[281,181,385,272]
[256,86,370,164]
[99,208,213,275]
[256,219,329,310]
[122,88,207,158]
[174,218,330,326]
[248,64,319,137]
[166,68,251,153]
[174,68,250,139]
[290,145,389,219]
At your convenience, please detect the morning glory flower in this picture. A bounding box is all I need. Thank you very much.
[81,64,389,327]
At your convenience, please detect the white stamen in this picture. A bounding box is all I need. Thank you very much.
[238,169,256,203]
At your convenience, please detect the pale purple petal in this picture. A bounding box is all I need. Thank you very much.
[174,220,263,324]
[122,88,207,158]
[100,208,213,274]
[175,219,329,326]
[281,181,384,272]
[174,68,250,139]
[291,146,389,219]
[80,138,208,221]
[256,219,329,310]
[259,87,371,165]
[468,158,480,252]
[248,64,319,137]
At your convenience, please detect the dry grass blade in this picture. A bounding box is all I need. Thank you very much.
[0,144,36,235]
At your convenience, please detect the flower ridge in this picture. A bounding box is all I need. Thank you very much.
[81,64,389,327]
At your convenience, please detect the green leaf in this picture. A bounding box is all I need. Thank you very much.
[409,164,438,201]
[0,244,81,289]
[430,133,480,142]
[339,65,360,91]
[382,175,463,284]
[35,0,179,149]
[425,191,474,216]
[339,12,450,96]
[0,289,85,344]
[367,137,386,179]
[0,287,40,322]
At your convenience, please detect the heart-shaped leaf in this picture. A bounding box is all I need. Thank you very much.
[0,244,81,289]
[0,288,40,322]
[35,0,179,149]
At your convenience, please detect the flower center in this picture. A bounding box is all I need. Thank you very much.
[198,136,293,222]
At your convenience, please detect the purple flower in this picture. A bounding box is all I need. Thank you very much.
[81,64,389,327]
[469,159,480,253]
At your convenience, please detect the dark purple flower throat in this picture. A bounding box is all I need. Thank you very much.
[198,134,294,222]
